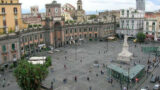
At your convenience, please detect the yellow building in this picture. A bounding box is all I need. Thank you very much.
[0,0,26,34]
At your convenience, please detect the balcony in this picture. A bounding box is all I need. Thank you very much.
[0,12,6,16]
[14,12,18,15]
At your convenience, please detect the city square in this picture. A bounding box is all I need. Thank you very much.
[0,39,159,90]
[1,0,160,90]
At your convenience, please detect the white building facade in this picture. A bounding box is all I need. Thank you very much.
[116,8,145,37]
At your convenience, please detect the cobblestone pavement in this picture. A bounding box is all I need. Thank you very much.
[0,40,158,90]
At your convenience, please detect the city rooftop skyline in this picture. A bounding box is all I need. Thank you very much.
[21,0,160,14]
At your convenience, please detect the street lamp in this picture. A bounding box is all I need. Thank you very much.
[127,68,130,90]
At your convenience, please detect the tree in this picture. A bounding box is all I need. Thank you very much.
[14,60,48,90]
[136,32,146,43]
[89,15,97,20]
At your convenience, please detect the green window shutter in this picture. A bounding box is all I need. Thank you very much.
[12,44,15,50]
[2,45,6,52]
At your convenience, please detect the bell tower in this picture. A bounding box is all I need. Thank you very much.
[77,0,82,10]
[76,0,85,23]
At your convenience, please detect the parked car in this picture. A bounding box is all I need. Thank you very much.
[153,84,160,90]
[54,49,60,52]
[141,86,149,90]
[150,76,157,83]
[47,51,53,54]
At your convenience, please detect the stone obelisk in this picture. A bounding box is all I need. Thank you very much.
[117,35,133,63]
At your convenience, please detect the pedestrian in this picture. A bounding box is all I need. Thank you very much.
[103,64,105,68]
[80,59,82,63]
[50,66,54,73]
[75,76,77,82]
[63,78,67,84]
[89,86,92,90]
[96,73,98,77]
[2,78,5,88]
[64,64,67,69]
[65,56,67,60]
[53,78,55,83]
[87,77,90,81]
[123,87,127,90]
[110,78,113,85]
[101,70,104,75]
[50,81,53,90]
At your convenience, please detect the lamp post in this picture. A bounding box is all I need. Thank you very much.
[127,68,130,90]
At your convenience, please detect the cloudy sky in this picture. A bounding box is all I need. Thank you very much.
[20,0,160,14]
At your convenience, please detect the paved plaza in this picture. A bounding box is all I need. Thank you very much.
[0,40,159,90]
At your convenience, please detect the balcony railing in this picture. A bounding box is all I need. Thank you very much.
[0,12,6,15]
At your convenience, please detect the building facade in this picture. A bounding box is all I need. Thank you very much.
[117,8,145,37]
[144,12,160,41]
[22,6,46,26]
[0,0,26,34]
[143,18,157,41]
[0,21,116,65]
[62,3,76,19]
[136,0,145,11]
[0,34,20,64]
[98,10,120,23]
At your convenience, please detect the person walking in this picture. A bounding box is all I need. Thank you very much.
[2,78,5,88]
[87,77,90,81]
[89,86,92,90]
[75,76,77,82]
[64,64,67,70]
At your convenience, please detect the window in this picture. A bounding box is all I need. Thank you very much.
[127,10,129,17]
[12,44,15,50]
[3,19,6,26]
[152,22,155,31]
[13,54,16,59]
[79,29,81,32]
[84,28,87,32]
[2,45,6,52]
[2,8,5,13]
[122,10,124,15]
[35,35,37,40]
[13,7,17,14]
[40,34,43,39]
[66,30,68,34]
[25,37,27,42]
[48,9,50,12]
[75,29,77,33]
[89,34,92,37]
[95,33,97,38]
[30,36,32,41]
[70,29,72,33]
[94,28,97,31]
[84,34,87,38]
[3,56,7,62]
[15,19,18,26]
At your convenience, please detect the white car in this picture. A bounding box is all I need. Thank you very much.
[48,51,53,54]
[54,49,60,52]
[153,84,160,90]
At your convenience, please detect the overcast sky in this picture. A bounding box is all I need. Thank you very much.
[20,0,160,14]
